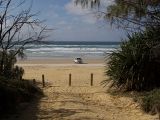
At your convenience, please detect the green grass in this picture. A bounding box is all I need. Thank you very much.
[141,89,160,114]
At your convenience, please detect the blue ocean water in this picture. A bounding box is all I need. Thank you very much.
[24,41,120,59]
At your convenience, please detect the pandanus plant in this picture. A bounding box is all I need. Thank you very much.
[102,27,160,91]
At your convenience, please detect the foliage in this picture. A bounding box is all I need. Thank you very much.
[105,0,160,30]
[0,0,45,117]
[76,0,160,91]
[102,28,160,91]
[0,51,24,79]
[0,78,43,115]
[75,0,100,8]
[75,0,160,30]
[108,88,160,116]
[141,89,160,114]
[0,0,49,73]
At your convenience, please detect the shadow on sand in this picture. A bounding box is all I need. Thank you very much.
[38,108,90,119]
[2,95,42,120]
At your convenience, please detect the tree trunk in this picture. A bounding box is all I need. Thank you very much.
[0,51,5,75]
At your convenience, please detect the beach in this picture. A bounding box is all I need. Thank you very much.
[12,58,158,120]
[0,0,159,119]
[17,58,105,85]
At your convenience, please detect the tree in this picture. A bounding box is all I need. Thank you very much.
[104,0,160,31]
[75,0,160,31]
[75,0,100,8]
[76,0,160,91]
[0,0,48,76]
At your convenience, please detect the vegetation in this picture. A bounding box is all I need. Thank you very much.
[0,0,48,76]
[75,0,160,90]
[0,51,24,79]
[141,89,160,114]
[102,27,160,91]
[0,0,46,116]
[105,0,160,30]
[0,77,43,116]
[0,46,43,117]
[76,0,160,115]
[109,88,160,115]
[75,0,160,31]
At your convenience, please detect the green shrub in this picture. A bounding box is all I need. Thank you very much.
[141,89,160,114]
[102,27,160,91]
[0,50,24,79]
[0,78,43,115]
[0,48,42,117]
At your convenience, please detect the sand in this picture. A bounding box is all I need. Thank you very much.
[9,58,158,120]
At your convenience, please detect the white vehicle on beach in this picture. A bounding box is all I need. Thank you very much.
[74,58,83,64]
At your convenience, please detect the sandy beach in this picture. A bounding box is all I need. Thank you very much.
[11,58,158,120]
[17,58,105,86]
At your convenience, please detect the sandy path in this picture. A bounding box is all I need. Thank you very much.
[7,63,158,120]
[9,86,158,120]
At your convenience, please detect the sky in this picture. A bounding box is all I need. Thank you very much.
[25,0,125,41]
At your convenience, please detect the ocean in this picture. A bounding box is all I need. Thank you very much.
[24,41,120,59]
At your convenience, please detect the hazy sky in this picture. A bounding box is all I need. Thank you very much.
[27,0,125,41]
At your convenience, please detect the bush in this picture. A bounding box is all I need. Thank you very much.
[0,48,42,117]
[0,78,43,115]
[102,27,160,91]
[141,89,160,114]
[0,50,24,79]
